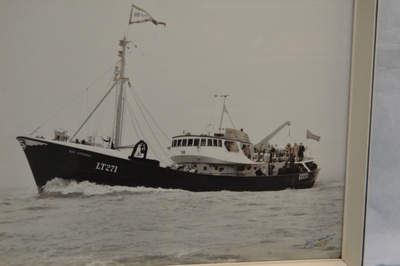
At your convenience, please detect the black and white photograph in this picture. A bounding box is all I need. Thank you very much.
[0,0,354,265]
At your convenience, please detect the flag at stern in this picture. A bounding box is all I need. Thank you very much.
[306,130,321,142]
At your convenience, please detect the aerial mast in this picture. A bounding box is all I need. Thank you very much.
[215,94,230,133]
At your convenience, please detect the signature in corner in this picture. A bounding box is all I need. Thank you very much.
[304,233,336,249]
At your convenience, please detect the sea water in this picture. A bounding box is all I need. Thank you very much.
[0,177,344,266]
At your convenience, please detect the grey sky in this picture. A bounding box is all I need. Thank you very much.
[0,0,353,188]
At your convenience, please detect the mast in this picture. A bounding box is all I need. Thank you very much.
[67,5,165,147]
[215,94,230,133]
[114,37,128,149]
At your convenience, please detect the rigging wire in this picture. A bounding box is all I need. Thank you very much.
[278,127,297,146]
[225,108,236,129]
[125,99,156,160]
[29,60,121,137]
[92,75,115,138]
[125,88,171,165]
[112,81,119,142]
[129,85,171,143]
[128,87,171,150]
[124,91,142,140]
[126,103,142,140]
[69,81,119,142]
[86,87,89,137]
[125,98,170,165]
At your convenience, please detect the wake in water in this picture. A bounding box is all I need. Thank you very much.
[39,178,178,198]
[41,176,340,194]
[36,176,342,200]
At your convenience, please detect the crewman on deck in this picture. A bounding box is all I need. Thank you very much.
[298,143,305,161]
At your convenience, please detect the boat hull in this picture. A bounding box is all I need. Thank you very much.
[17,137,319,192]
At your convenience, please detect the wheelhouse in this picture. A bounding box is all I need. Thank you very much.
[172,136,223,148]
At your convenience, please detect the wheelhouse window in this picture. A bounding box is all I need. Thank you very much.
[224,141,239,152]
[200,139,206,146]
[194,139,200,146]
[172,137,223,148]
[188,139,193,146]
[207,139,213,146]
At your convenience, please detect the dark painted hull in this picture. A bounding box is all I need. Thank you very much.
[17,136,319,192]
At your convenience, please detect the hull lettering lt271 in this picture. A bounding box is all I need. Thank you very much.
[96,162,118,173]
[298,173,308,180]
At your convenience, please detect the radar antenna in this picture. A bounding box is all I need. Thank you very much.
[215,95,235,133]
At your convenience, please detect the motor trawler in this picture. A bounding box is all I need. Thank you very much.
[17,4,320,192]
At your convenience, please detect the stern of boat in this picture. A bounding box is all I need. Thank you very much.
[297,168,320,189]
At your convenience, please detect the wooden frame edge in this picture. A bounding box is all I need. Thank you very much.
[342,0,377,266]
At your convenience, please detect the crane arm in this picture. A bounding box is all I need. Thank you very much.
[254,121,291,150]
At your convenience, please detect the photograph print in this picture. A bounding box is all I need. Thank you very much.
[0,0,354,265]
